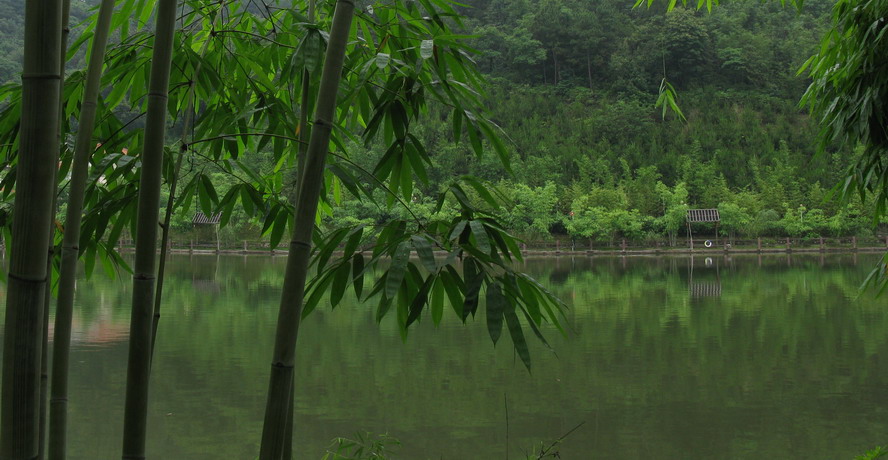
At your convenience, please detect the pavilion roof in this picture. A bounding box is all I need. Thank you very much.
[686,209,720,223]
[192,212,222,225]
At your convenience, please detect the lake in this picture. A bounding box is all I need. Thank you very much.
[2,253,887,459]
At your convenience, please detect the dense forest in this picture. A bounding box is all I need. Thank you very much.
[0,0,884,247]
[403,0,885,244]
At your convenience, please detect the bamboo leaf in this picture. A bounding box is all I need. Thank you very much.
[430,277,444,326]
[352,253,365,299]
[269,207,289,249]
[412,235,437,272]
[406,275,434,327]
[469,220,491,253]
[486,284,505,345]
[462,258,482,320]
[385,242,410,299]
[330,261,352,308]
[440,268,464,317]
[505,307,531,371]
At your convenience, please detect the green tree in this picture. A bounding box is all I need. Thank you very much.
[655,181,688,246]
[717,201,751,243]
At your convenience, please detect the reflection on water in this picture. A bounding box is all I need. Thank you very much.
[1,253,886,459]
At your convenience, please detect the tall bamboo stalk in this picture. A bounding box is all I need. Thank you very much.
[0,0,63,457]
[48,0,116,458]
[120,0,178,455]
[282,3,317,457]
[258,1,355,458]
[38,0,72,453]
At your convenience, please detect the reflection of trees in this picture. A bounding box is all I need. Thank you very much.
[11,254,888,459]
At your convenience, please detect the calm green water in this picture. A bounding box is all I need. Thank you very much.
[2,253,887,459]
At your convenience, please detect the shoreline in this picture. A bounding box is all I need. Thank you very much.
[121,246,888,257]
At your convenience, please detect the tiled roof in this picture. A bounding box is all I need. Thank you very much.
[192,212,222,224]
[686,209,720,223]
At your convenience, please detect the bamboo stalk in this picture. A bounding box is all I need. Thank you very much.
[258,1,355,458]
[38,0,72,454]
[0,0,63,457]
[120,0,178,455]
[48,0,116,458]
[282,3,317,457]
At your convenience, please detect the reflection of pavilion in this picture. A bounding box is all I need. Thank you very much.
[688,256,722,298]
[49,313,130,346]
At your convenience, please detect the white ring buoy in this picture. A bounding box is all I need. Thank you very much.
[704,240,713,248]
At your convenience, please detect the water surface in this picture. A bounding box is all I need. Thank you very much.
[3,253,887,459]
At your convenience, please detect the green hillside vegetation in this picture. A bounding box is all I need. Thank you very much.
[0,0,883,246]
[315,0,887,245]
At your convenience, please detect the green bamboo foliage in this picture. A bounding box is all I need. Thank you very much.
[121,0,178,455]
[258,0,355,458]
[294,0,316,200]
[0,0,63,457]
[49,0,116,458]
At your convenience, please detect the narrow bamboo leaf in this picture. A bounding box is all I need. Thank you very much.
[390,101,407,140]
[240,186,255,217]
[269,208,289,249]
[469,220,491,253]
[304,30,322,73]
[505,307,531,371]
[518,304,552,348]
[405,142,429,185]
[352,253,365,299]
[452,108,463,141]
[412,235,437,272]
[430,277,444,326]
[302,270,336,318]
[486,284,505,345]
[517,276,542,324]
[317,227,351,273]
[406,275,434,327]
[462,258,482,320]
[385,241,410,299]
[467,123,483,157]
[84,244,97,279]
[397,283,409,340]
[330,261,352,308]
[449,220,467,242]
[399,152,413,201]
[376,289,392,323]
[342,227,364,259]
[440,268,464,317]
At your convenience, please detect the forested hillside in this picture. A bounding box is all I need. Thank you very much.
[0,0,883,245]
[330,0,886,244]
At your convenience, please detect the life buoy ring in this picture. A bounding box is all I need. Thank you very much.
[704,240,713,248]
